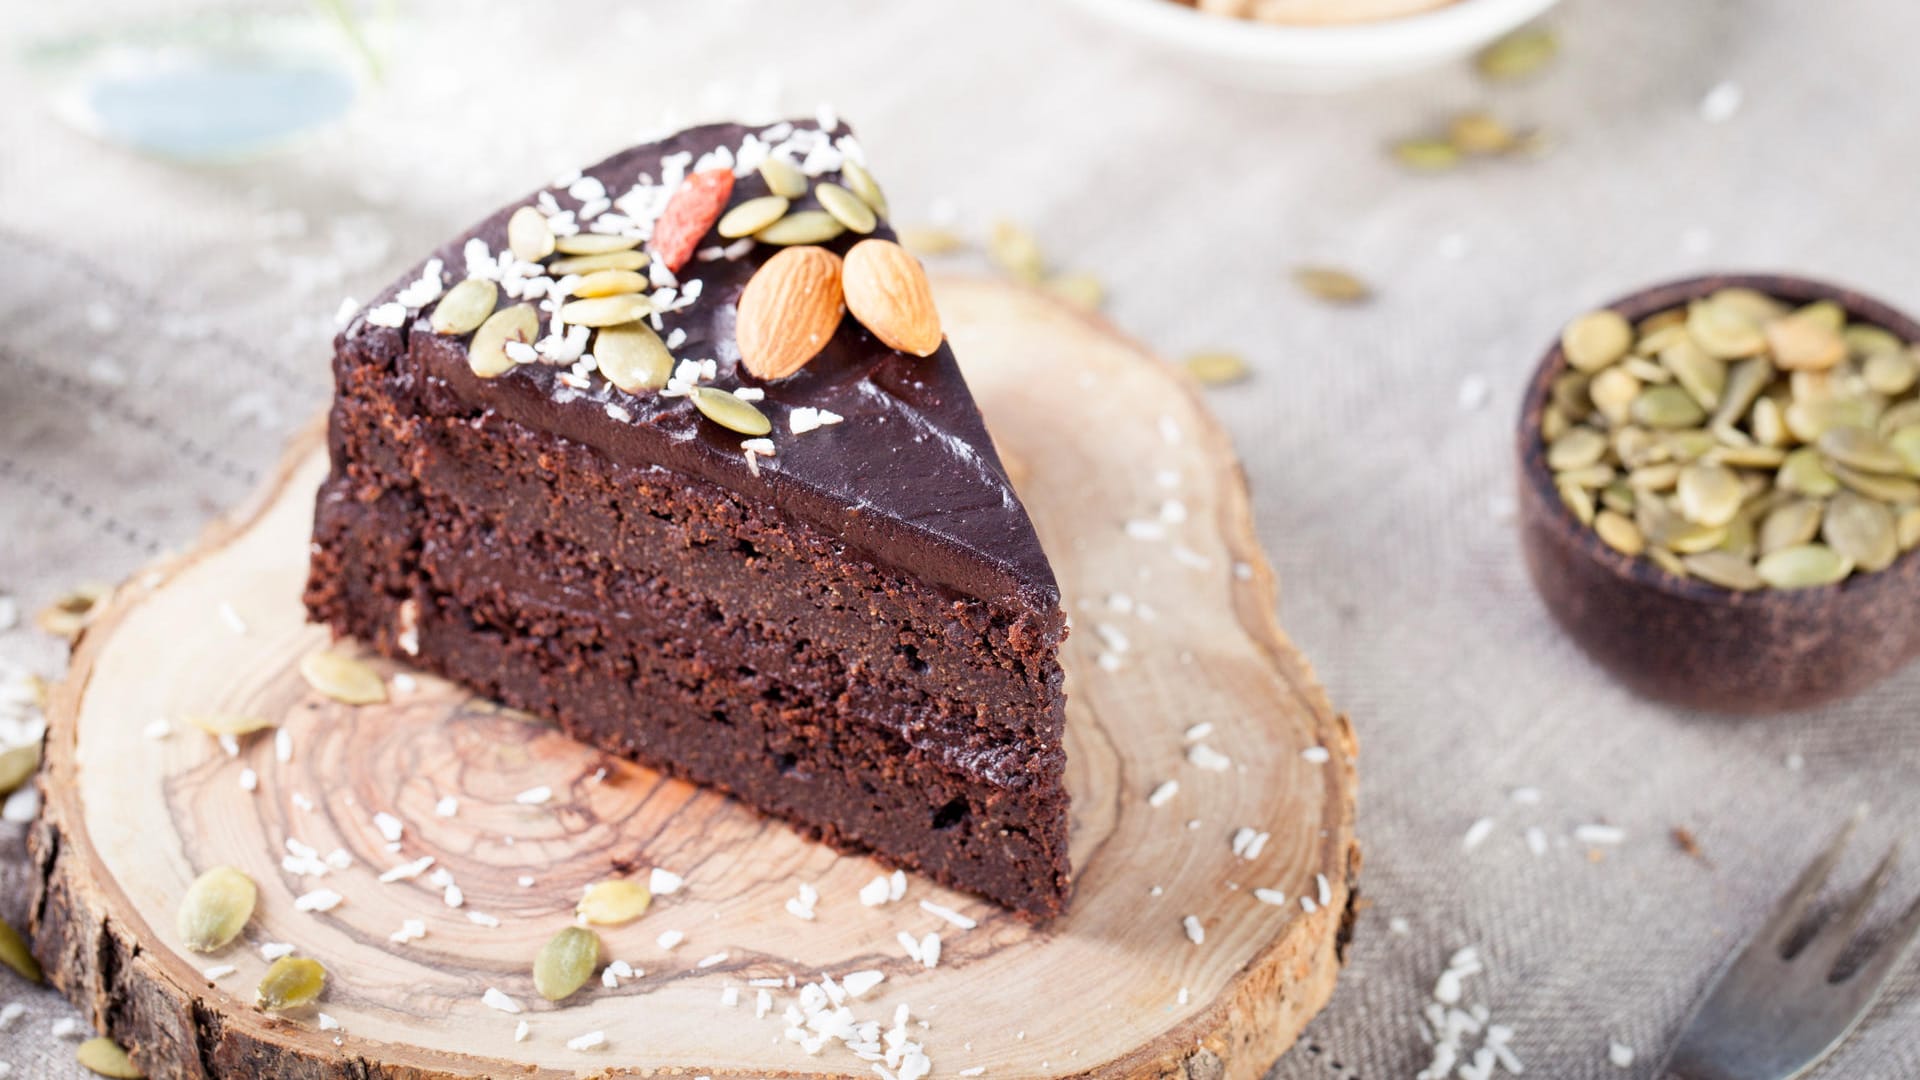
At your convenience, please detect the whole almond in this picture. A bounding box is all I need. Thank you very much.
[842,239,943,357]
[736,245,844,380]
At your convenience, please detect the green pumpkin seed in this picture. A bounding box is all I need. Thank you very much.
[1448,111,1516,154]
[1831,462,1920,504]
[596,324,675,394]
[815,182,877,235]
[0,741,39,796]
[558,294,655,328]
[1556,464,1616,490]
[1818,427,1906,475]
[553,233,641,256]
[1787,396,1874,445]
[1845,324,1905,357]
[1898,507,1920,550]
[758,155,809,199]
[0,915,42,983]
[1562,310,1633,373]
[1476,27,1557,80]
[534,926,601,1002]
[1657,519,1728,555]
[76,1037,142,1079]
[1687,298,1767,359]
[1889,427,1920,474]
[1628,463,1682,492]
[1593,511,1644,556]
[896,226,966,256]
[1613,426,1662,468]
[469,304,541,379]
[1760,499,1825,555]
[1622,356,1673,384]
[1558,480,1596,525]
[507,206,555,263]
[1601,480,1637,514]
[184,714,274,737]
[1677,464,1744,527]
[716,196,791,239]
[577,879,651,925]
[989,221,1045,282]
[1682,551,1765,591]
[1663,428,1719,464]
[1551,370,1593,419]
[1547,428,1609,471]
[548,250,650,276]
[1709,356,1773,431]
[1864,349,1920,396]
[839,159,889,217]
[1633,385,1707,429]
[755,210,846,247]
[1752,397,1791,446]
[568,270,650,299]
[1756,544,1853,589]
[1647,546,1689,578]
[1391,137,1460,172]
[257,956,326,1011]
[429,278,500,336]
[690,386,772,436]
[1767,312,1847,372]
[1660,338,1726,410]
[299,650,387,705]
[1794,299,1847,332]
[1713,288,1790,324]
[1706,444,1787,469]
[1292,267,1370,304]
[1044,272,1105,311]
[1638,307,1688,338]
[1777,448,1841,497]
[1183,351,1250,386]
[177,866,256,953]
[1541,405,1570,441]
[1823,491,1900,573]
[1880,400,1920,438]
[1589,368,1641,425]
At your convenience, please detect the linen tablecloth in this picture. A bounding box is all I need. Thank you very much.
[3,0,1919,1075]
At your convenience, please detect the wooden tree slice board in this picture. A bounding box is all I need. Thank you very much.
[29,277,1359,1080]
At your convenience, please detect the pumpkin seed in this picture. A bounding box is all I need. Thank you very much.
[507,206,555,263]
[1818,427,1906,475]
[1593,511,1644,556]
[690,387,772,436]
[1558,481,1596,525]
[184,714,274,737]
[0,915,41,983]
[1647,546,1689,578]
[1601,480,1637,514]
[568,270,650,299]
[1899,507,1920,550]
[1712,288,1790,324]
[1864,349,1920,396]
[1767,311,1846,371]
[1677,464,1744,526]
[1628,463,1681,492]
[553,233,641,256]
[1751,397,1790,446]
[1044,272,1105,311]
[595,324,675,394]
[1682,551,1765,591]
[1562,310,1633,373]
[429,278,500,336]
[76,1037,142,1079]
[469,303,541,378]
[1589,368,1641,425]
[755,210,846,247]
[815,182,876,235]
[1719,506,1759,559]
[558,294,655,328]
[1292,267,1370,305]
[896,226,966,256]
[1845,324,1905,357]
[1477,27,1557,80]
[1687,297,1766,359]
[257,956,326,1011]
[1656,518,1728,555]
[758,155,809,200]
[1622,357,1672,384]
[1184,352,1250,386]
[548,250,650,276]
[299,650,387,705]
[990,221,1045,282]
[1547,428,1609,471]
[1795,299,1846,332]
[576,879,651,926]
[1551,370,1593,420]
[177,866,256,952]
[1823,491,1900,573]
[1760,499,1824,555]
[1541,405,1570,441]
[1756,544,1853,589]
[840,159,889,217]
[1890,427,1920,474]
[1777,448,1841,497]
[1706,444,1787,469]
[1613,426,1663,468]
[1632,384,1707,429]
[36,584,107,640]
[1880,400,1920,438]
[1638,307,1688,338]
[1660,338,1726,410]
[716,196,791,239]
[1831,462,1920,503]
[1709,356,1773,431]
[0,741,39,796]
[1556,464,1616,490]
[1448,112,1515,154]
[1390,138,1460,172]
[534,926,601,1001]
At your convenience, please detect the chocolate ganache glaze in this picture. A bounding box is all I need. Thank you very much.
[338,120,1060,620]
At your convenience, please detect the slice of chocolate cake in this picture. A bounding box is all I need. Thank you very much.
[304,118,1072,918]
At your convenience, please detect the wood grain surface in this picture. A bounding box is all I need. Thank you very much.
[28,276,1359,1079]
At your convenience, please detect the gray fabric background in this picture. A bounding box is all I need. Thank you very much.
[3,0,1919,1076]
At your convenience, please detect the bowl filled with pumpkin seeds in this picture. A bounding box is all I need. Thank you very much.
[1517,274,1920,713]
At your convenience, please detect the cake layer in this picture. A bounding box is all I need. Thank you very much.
[308,484,1072,916]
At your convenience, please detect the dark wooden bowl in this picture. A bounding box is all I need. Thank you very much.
[1517,273,1920,714]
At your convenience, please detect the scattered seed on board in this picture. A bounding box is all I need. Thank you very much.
[1184,351,1251,386]
[184,714,274,737]
[76,1036,143,1079]
[1292,267,1370,304]
[576,879,652,926]
[429,278,499,336]
[690,387,773,437]
[35,584,106,641]
[989,221,1045,283]
[1391,138,1460,172]
[1477,27,1558,80]
[1043,272,1104,311]
[534,926,602,1002]
[0,914,43,983]
[1542,289,1920,589]
[895,226,966,256]
[177,866,257,953]
[299,650,387,705]
[1448,112,1516,154]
